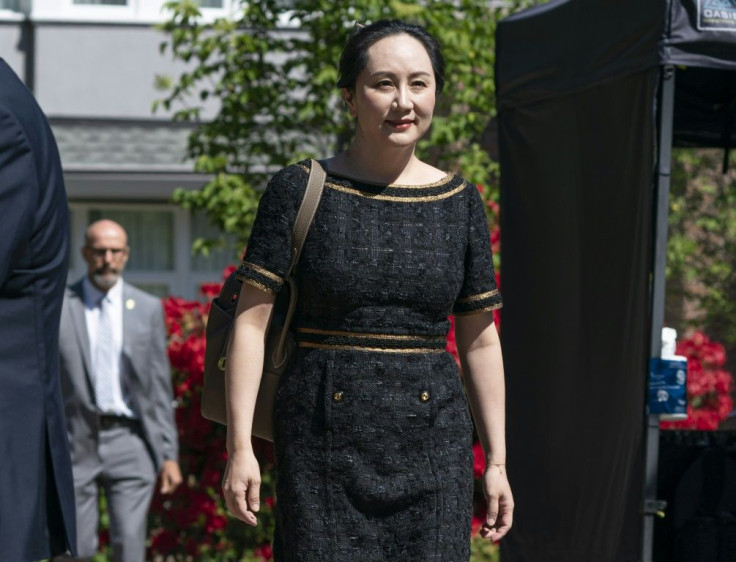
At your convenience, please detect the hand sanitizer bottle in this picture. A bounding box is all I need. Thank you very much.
[649,327,688,421]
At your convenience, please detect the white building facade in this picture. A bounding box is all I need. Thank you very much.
[1,0,235,298]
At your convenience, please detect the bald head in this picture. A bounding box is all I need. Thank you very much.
[82,220,130,292]
[84,219,128,248]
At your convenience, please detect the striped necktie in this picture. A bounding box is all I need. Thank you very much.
[93,295,116,412]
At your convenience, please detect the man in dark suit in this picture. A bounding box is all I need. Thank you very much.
[0,58,77,559]
[0,55,75,561]
[58,219,182,561]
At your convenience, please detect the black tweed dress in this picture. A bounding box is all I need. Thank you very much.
[240,160,502,561]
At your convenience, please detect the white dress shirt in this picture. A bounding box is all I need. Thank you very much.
[83,277,136,418]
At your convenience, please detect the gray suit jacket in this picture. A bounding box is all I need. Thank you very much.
[58,279,178,473]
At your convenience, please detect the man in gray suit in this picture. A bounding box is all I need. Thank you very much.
[58,219,182,561]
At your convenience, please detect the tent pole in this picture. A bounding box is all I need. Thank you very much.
[642,64,675,562]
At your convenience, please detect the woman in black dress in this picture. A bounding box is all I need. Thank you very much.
[222,20,513,560]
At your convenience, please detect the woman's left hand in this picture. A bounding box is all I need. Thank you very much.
[480,463,514,542]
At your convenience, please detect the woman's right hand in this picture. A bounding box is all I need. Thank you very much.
[222,448,261,526]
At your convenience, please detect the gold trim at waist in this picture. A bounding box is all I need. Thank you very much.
[296,327,446,342]
[297,342,446,354]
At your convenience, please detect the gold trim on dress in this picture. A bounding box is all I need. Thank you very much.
[456,289,500,304]
[324,181,466,202]
[297,163,454,189]
[242,278,277,295]
[453,302,504,316]
[297,342,445,354]
[296,327,445,342]
[387,174,453,189]
[243,262,283,283]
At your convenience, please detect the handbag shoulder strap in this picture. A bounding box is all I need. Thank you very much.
[287,158,326,275]
[271,159,326,367]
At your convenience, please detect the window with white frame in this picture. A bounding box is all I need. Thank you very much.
[69,203,237,299]
[72,0,127,4]
[71,0,224,5]
[30,0,233,23]
[0,0,20,11]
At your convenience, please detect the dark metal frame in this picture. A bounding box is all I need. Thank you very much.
[641,63,676,562]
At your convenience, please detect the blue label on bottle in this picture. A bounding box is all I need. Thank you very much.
[648,357,688,415]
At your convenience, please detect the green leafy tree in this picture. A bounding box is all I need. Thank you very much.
[667,148,736,374]
[157,0,543,257]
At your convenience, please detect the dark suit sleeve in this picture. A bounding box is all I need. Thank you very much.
[0,108,35,287]
[150,302,179,462]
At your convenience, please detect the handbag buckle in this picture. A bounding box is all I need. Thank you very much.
[217,356,226,371]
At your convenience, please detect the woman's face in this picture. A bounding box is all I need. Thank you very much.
[343,33,436,150]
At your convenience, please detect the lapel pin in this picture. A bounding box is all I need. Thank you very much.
[125,299,136,310]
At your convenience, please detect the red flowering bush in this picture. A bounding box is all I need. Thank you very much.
[660,331,734,431]
[147,269,276,561]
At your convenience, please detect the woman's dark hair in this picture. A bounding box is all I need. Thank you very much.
[337,20,445,95]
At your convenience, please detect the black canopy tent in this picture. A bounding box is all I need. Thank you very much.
[495,1,736,561]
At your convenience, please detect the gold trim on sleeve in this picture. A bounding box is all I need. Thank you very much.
[242,278,277,295]
[243,262,283,283]
[453,302,504,316]
[456,289,500,304]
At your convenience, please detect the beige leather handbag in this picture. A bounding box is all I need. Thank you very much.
[201,159,326,441]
